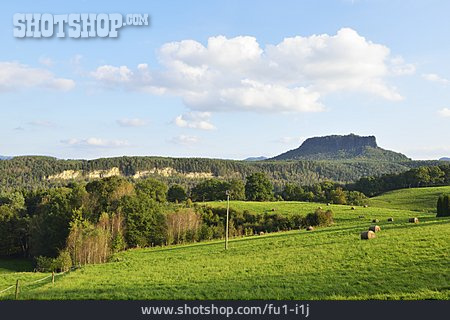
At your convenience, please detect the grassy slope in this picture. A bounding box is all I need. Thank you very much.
[369,186,450,212]
[0,188,449,300]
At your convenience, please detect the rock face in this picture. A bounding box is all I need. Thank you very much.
[271,134,410,161]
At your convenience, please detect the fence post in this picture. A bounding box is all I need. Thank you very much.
[52,271,55,284]
[15,279,20,300]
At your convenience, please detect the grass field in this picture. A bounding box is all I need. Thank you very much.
[0,187,449,300]
[368,186,450,212]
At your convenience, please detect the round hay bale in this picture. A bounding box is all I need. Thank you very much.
[372,219,379,223]
[259,231,265,235]
[387,217,394,222]
[363,205,369,208]
[351,206,356,210]
[361,230,376,240]
[327,203,331,206]
[369,225,381,232]
[306,226,314,231]
[318,206,323,210]
[409,217,419,223]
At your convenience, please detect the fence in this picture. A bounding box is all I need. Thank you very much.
[0,267,78,300]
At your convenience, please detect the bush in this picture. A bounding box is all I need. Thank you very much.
[304,209,334,227]
[111,233,126,253]
[35,256,55,272]
[36,250,73,272]
[55,250,72,272]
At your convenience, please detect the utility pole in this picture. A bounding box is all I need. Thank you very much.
[225,190,230,250]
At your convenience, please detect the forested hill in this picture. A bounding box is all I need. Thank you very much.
[271,134,409,161]
[0,155,440,191]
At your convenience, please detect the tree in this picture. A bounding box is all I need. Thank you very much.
[330,187,347,205]
[437,196,444,217]
[438,195,450,217]
[120,194,167,247]
[135,178,168,203]
[245,173,274,201]
[191,179,228,202]
[226,179,245,200]
[167,184,187,203]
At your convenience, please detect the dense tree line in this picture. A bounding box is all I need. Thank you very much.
[281,181,368,205]
[350,164,450,196]
[0,155,440,191]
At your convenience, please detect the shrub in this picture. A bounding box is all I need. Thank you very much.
[35,256,56,272]
[55,250,72,272]
[304,209,334,227]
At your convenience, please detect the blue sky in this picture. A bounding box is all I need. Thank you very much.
[1,0,449,160]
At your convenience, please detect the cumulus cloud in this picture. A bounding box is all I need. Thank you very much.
[61,137,129,148]
[90,28,411,112]
[438,108,450,117]
[0,61,75,92]
[117,118,148,127]
[169,135,199,146]
[174,112,215,130]
[422,73,450,85]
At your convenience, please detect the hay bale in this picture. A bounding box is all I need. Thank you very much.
[259,231,265,235]
[372,219,379,223]
[361,230,376,240]
[363,204,369,208]
[318,206,323,210]
[387,217,394,222]
[409,217,419,223]
[327,203,331,206]
[351,206,356,210]
[306,226,314,231]
[369,225,381,232]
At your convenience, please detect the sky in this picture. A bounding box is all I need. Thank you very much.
[1,0,450,160]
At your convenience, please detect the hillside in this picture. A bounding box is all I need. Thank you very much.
[271,134,410,161]
[1,200,448,300]
[369,186,450,212]
[0,155,439,191]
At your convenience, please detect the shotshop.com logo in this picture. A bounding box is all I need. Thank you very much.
[13,13,149,38]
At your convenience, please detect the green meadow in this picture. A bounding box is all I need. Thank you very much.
[1,187,449,300]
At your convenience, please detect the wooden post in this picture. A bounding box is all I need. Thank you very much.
[225,191,230,250]
[52,271,55,284]
[15,279,20,300]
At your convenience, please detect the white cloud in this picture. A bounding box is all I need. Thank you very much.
[169,135,199,146]
[438,108,450,117]
[276,136,306,145]
[422,73,450,85]
[117,118,148,127]
[38,56,53,67]
[0,61,75,92]
[90,28,411,112]
[174,112,215,130]
[28,120,56,127]
[61,137,129,148]
[390,56,415,75]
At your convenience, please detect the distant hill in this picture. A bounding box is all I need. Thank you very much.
[244,156,268,162]
[271,134,410,161]
[440,157,450,161]
[0,155,12,160]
